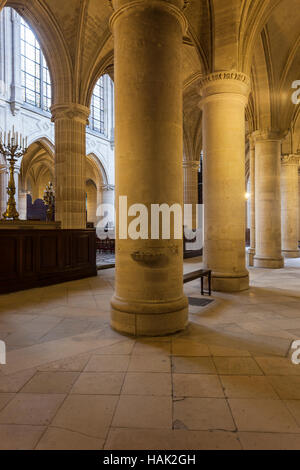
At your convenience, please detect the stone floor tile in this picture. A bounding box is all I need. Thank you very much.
[173,397,235,431]
[122,373,172,396]
[0,393,66,426]
[267,376,300,399]
[21,371,79,394]
[209,345,251,357]
[173,374,224,398]
[105,428,242,450]
[132,341,171,356]
[213,357,263,375]
[93,341,135,355]
[85,355,130,372]
[284,400,300,427]
[37,353,91,372]
[255,357,300,376]
[228,398,300,433]
[0,369,36,392]
[0,393,15,411]
[172,339,210,356]
[172,357,216,374]
[51,394,118,439]
[238,432,300,450]
[36,426,104,450]
[0,424,46,450]
[112,396,172,429]
[221,375,278,399]
[128,355,171,373]
[71,372,124,395]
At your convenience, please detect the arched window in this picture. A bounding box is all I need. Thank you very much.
[90,76,105,134]
[20,17,51,112]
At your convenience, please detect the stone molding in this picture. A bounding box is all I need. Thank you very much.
[183,160,199,170]
[51,103,90,125]
[109,0,187,33]
[199,71,250,104]
[199,71,250,89]
[281,154,300,166]
[252,129,286,143]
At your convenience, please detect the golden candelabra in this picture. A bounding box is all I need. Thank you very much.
[43,182,55,222]
[0,127,28,220]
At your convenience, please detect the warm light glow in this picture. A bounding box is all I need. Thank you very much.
[245,192,250,200]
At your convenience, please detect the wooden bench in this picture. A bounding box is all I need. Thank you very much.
[183,269,212,296]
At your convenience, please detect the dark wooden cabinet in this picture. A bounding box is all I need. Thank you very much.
[0,229,97,294]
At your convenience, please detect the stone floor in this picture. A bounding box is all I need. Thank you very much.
[96,252,115,269]
[0,258,300,450]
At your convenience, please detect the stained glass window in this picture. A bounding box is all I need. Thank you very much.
[20,17,51,112]
[90,76,105,134]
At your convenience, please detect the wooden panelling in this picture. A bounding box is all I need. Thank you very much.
[0,229,97,294]
[0,237,18,278]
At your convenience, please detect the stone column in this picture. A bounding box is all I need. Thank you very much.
[51,104,90,229]
[281,154,300,258]
[183,160,199,230]
[18,190,27,220]
[247,136,255,266]
[200,72,250,292]
[253,131,284,268]
[101,184,115,227]
[110,0,188,336]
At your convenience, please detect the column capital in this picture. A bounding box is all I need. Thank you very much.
[252,129,286,143]
[199,71,250,105]
[183,160,199,170]
[281,154,300,166]
[109,0,187,33]
[50,103,90,125]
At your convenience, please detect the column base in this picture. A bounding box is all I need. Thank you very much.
[210,272,249,292]
[254,255,284,268]
[247,248,255,267]
[282,250,300,259]
[110,295,188,337]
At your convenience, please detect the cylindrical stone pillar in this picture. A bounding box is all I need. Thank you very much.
[281,154,300,258]
[110,0,188,336]
[101,184,115,228]
[18,190,27,220]
[51,104,89,229]
[247,136,255,266]
[253,131,284,268]
[183,160,199,230]
[200,72,250,292]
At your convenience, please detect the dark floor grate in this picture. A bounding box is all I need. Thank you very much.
[188,297,214,307]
